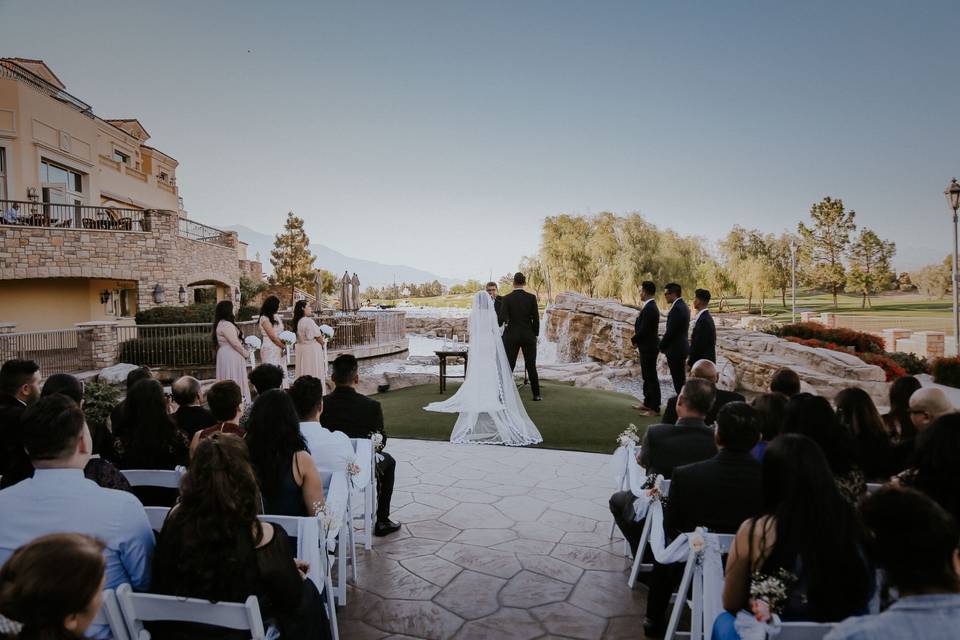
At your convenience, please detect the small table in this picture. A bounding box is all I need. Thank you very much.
[435,349,468,393]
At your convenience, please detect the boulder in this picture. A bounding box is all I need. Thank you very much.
[98,363,140,385]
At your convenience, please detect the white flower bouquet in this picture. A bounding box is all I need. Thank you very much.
[616,423,641,448]
[244,335,262,350]
[734,568,798,639]
[313,501,335,532]
[319,324,335,341]
[370,432,384,452]
[346,462,361,477]
[278,330,297,346]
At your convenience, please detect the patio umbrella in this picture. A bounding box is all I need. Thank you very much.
[339,271,351,311]
[351,273,361,311]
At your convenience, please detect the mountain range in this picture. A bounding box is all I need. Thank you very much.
[227,225,460,289]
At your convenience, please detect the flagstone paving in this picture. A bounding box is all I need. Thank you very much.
[339,439,647,640]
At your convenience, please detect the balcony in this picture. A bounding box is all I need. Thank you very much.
[177,217,232,246]
[0,199,150,232]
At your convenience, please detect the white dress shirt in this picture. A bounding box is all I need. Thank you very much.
[299,421,356,471]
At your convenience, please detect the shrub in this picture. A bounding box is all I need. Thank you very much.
[135,303,257,324]
[83,380,121,434]
[776,322,885,354]
[118,334,215,366]
[932,357,960,389]
[859,353,908,382]
[884,351,930,376]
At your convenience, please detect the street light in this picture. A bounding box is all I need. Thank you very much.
[789,240,798,324]
[946,178,960,348]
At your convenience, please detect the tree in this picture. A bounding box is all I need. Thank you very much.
[238,275,268,308]
[586,212,621,298]
[719,226,773,311]
[518,255,550,300]
[912,261,951,299]
[314,269,337,296]
[768,233,798,308]
[846,229,896,308]
[797,197,857,308]
[269,211,316,302]
[697,257,734,312]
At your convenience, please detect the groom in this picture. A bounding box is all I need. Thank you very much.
[501,272,542,401]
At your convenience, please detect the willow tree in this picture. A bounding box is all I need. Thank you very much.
[270,211,316,303]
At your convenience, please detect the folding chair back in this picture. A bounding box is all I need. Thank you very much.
[116,583,266,640]
[93,589,130,640]
[144,506,171,533]
[120,469,183,489]
[866,482,882,494]
[349,437,377,550]
[627,479,673,588]
[778,622,835,640]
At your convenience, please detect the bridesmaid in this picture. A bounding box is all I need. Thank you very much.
[213,300,251,402]
[293,300,328,390]
[257,295,288,388]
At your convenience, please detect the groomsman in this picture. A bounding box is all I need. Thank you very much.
[659,283,690,394]
[688,289,716,366]
[631,281,661,416]
[486,281,503,326]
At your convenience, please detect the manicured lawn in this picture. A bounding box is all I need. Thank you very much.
[720,291,953,319]
[374,380,658,454]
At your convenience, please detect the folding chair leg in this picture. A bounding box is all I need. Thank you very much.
[691,562,703,640]
[627,517,653,589]
[325,574,340,640]
[665,554,697,640]
[347,514,358,583]
[337,539,347,606]
[364,486,373,550]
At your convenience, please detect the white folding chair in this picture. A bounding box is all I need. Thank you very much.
[317,467,352,606]
[627,479,672,589]
[259,514,339,640]
[777,622,836,640]
[144,506,170,533]
[349,437,378,551]
[866,482,883,494]
[664,530,735,640]
[120,469,184,489]
[93,589,130,640]
[115,583,266,640]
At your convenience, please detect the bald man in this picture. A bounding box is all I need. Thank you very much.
[909,387,954,432]
[662,359,744,426]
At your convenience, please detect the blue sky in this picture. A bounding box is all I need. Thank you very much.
[1,0,957,279]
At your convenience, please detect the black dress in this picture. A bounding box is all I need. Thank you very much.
[260,456,307,517]
[151,524,329,639]
[115,429,189,506]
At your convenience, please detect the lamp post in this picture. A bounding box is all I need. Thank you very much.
[789,240,797,324]
[946,178,960,347]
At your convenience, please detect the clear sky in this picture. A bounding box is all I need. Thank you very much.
[2,0,957,280]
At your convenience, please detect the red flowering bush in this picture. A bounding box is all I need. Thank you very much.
[784,336,906,381]
[932,357,960,389]
[774,322,885,354]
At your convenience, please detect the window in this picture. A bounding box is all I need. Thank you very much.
[0,148,6,201]
[110,288,136,317]
[40,158,85,201]
[158,171,168,182]
[113,150,130,165]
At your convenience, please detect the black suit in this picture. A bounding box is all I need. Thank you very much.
[173,405,217,439]
[0,394,27,477]
[501,289,540,397]
[494,295,504,326]
[646,450,764,626]
[659,298,691,394]
[322,386,395,522]
[662,388,746,426]
[632,299,661,412]
[609,418,717,554]
[688,309,717,366]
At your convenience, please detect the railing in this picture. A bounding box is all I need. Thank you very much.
[177,217,232,246]
[0,59,93,117]
[832,315,955,336]
[0,328,92,374]
[0,199,149,231]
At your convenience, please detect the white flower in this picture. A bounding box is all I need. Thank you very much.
[347,462,361,477]
[313,502,335,531]
[370,432,384,451]
[244,335,262,349]
[319,324,335,339]
[689,531,706,553]
[278,330,297,345]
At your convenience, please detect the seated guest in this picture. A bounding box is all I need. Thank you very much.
[826,487,960,640]
[1,374,131,492]
[895,414,960,522]
[0,359,41,479]
[151,434,329,639]
[245,389,325,516]
[644,402,764,637]
[908,387,953,433]
[189,380,245,454]
[662,359,744,425]
[769,367,801,397]
[782,393,866,504]
[609,379,718,556]
[321,354,401,537]
[287,375,357,472]
[750,392,787,462]
[0,533,107,640]
[714,435,874,638]
[109,366,152,439]
[835,387,900,480]
[0,395,154,639]
[239,364,286,427]
[43,374,115,461]
[2,202,20,224]
[882,375,921,444]
[170,376,215,438]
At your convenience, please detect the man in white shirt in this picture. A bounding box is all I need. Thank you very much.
[288,375,356,472]
[2,202,19,224]
[0,394,154,639]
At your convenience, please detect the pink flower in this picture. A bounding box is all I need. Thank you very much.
[347,462,361,476]
[751,599,772,623]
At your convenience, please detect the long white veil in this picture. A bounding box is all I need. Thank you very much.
[424,291,543,446]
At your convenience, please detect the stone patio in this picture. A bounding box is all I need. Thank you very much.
[340,438,647,639]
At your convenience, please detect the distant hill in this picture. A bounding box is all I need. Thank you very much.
[228,225,460,289]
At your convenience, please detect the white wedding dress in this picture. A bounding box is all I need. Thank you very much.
[424,291,543,446]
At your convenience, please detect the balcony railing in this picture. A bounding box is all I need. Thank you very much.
[0,328,93,374]
[177,217,232,246]
[0,59,93,118]
[0,199,149,231]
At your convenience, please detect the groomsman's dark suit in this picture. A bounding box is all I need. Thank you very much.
[631,299,661,412]
[501,288,541,398]
[688,309,716,367]
[659,298,690,394]
[494,295,504,326]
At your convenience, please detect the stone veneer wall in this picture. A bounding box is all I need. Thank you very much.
[405,315,469,338]
[0,210,240,313]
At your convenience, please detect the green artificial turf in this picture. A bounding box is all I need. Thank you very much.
[373,380,658,454]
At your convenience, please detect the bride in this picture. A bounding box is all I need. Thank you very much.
[424,291,543,446]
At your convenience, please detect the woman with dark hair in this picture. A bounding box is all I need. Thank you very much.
[895,413,960,522]
[714,435,874,638]
[257,296,288,388]
[782,393,866,503]
[114,378,188,505]
[835,387,899,480]
[882,375,922,443]
[0,533,106,640]
[151,434,329,639]
[293,301,327,389]
[213,300,250,403]
[749,392,787,462]
[245,390,325,516]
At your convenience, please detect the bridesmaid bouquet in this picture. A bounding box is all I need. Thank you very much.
[319,324,335,341]
[243,335,262,367]
[278,330,297,346]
